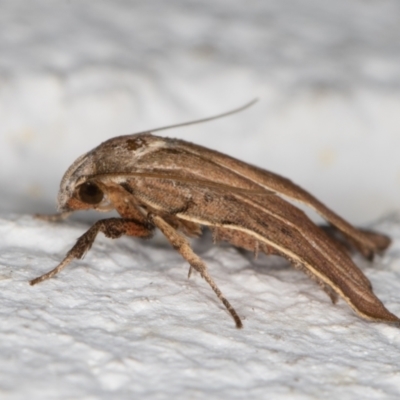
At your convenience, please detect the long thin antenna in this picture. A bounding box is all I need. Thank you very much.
[141,98,259,134]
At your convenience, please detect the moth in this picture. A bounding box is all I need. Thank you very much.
[31,101,399,328]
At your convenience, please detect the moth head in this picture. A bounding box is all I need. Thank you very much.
[56,133,164,212]
[57,152,112,212]
[59,177,112,212]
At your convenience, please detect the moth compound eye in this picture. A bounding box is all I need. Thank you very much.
[77,182,104,205]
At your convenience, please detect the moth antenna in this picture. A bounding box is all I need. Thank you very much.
[142,98,259,134]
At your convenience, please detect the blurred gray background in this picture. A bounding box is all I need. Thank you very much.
[1,0,400,223]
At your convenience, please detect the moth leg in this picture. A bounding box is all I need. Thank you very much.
[30,218,153,285]
[290,260,340,304]
[34,211,72,222]
[151,215,243,329]
[322,285,339,304]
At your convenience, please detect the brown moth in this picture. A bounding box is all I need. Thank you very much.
[31,102,399,328]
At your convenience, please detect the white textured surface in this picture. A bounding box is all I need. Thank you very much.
[1,214,400,399]
[1,1,400,399]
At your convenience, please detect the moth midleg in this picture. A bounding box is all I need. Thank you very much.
[30,218,153,285]
[151,214,243,329]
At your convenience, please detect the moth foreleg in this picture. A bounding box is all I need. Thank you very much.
[151,215,243,329]
[30,218,153,285]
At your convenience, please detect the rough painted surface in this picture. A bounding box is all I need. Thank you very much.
[0,214,400,399]
[1,0,400,398]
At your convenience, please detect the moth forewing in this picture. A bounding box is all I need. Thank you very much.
[123,176,398,323]
[172,139,390,258]
[31,125,399,327]
[96,172,397,321]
